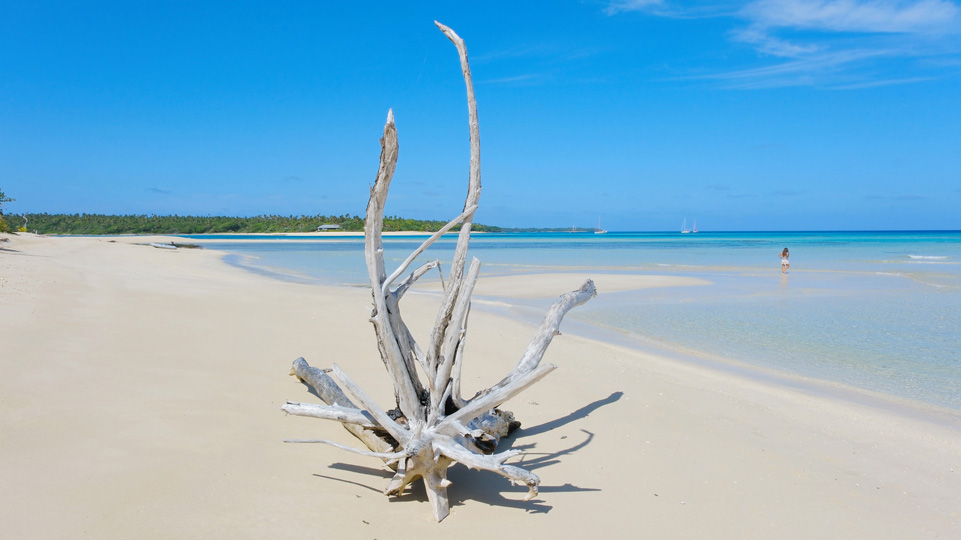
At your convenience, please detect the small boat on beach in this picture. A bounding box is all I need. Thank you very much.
[146,242,201,250]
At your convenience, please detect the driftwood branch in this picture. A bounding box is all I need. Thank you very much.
[426,21,483,384]
[514,279,597,373]
[440,363,558,434]
[331,363,411,445]
[383,205,477,296]
[393,259,441,299]
[284,439,407,463]
[433,257,480,408]
[283,22,595,522]
[288,357,395,456]
[281,401,376,427]
[363,111,425,422]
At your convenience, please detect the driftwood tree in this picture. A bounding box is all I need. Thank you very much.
[283,22,596,522]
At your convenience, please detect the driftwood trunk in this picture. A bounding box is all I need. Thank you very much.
[283,21,595,522]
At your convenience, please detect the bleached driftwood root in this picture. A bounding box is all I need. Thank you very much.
[286,357,396,457]
[283,21,596,522]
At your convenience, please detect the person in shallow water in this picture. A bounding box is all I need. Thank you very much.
[779,247,790,273]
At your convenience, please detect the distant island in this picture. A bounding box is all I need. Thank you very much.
[499,227,597,233]
[12,213,506,235]
[11,213,619,235]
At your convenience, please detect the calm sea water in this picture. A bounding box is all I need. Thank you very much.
[185,231,961,412]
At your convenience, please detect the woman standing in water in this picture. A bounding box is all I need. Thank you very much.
[779,247,790,273]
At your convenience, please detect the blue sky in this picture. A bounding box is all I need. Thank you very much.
[2,1,960,231]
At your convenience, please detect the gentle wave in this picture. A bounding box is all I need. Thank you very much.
[908,255,949,260]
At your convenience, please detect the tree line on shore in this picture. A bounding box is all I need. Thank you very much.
[9,213,503,235]
[0,188,14,233]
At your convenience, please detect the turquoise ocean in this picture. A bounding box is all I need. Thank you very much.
[184,231,961,415]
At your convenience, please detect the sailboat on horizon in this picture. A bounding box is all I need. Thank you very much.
[595,216,607,234]
[681,219,691,234]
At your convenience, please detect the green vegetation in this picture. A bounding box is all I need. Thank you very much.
[18,213,502,235]
[0,188,14,233]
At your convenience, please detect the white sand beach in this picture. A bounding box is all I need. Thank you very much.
[2,233,960,539]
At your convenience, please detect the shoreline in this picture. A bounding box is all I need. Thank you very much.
[58,233,961,421]
[460,282,961,428]
[553,309,961,428]
[3,233,960,538]
[203,235,961,419]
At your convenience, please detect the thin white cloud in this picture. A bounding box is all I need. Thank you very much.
[472,40,602,87]
[828,75,934,87]
[731,1,961,85]
[606,0,961,87]
[605,0,667,15]
[732,25,823,57]
[604,0,961,31]
[604,0,740,17]
[683,47,893,87]
[734,0,961,61]
[479,73,545,85]
[742,0,961,34]
[473,42,601,63]
[920,56,961,66]
[473,46,546,63]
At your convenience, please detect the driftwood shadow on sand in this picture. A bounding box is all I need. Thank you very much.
[514,391,624,438]
[310,392,622,515]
